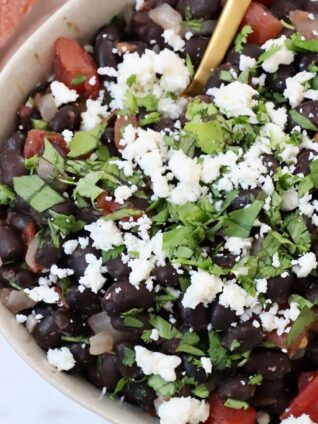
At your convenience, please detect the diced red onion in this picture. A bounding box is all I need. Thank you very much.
[88,312,132,343]
[37,158,56,182]
[0,289,36,314]
[289,10,318,40]
[38,93,58,122]
[89,331,114,355]
[25,235,41,273]
[149,3,182,33]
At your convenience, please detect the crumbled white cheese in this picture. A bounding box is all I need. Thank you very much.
[201,357,212,375]
[16,314,27,323]
[280,414,316,424]
[208,81,258,123]
[162,29,185,52]
[85,219,123,251]
[261,36,295,73]
[114,184,137,204]
[79,254,106,293]
[134,346,181,381]
[239,55,257,72]
[50,265,74,279]
[128,258,154,288]
[62,129,73,144]
[272,253,280,268]
[299,193,314,217]
[63,239,79,255]
[25,286,59,304]
[219,281,257,315]
[182,270,223,309]
[81,99,108,131]
[50,81,78,108]
[200,156,221,184]
[150,329,160,341]
[284,72,315,107]
[47,347,76,371]
[78,237,89,249]
[157,397,209,424]
[256,278,268,294]
[224,237,253,256]
[265,102,288,130]
[292,252,317,278]
[135,0,145,10]
[281,188,299,211]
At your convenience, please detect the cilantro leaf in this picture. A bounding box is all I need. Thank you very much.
[185,120,225,154]
[71,74,87,85]
[224,399,249,410]
[222,200,264,238]
[208,330,231,371]
[112,377,127,397]
[102,245,125,263]
[285,212,311,253]
[0,184,16,205]
[74,171,104,202]
[122,347,136,367]
[149,314,181,340]
[288,32,318,53]
[148,375,176,397]
[310,160,318,188]
[68,125,105,158]
[288,306,315,346]
[31,119,49,130]
[102,208,142,221]
[234,25,253,53]
[289,109,318,132]
[43,139,65,174]
[258,45,281,64]
[192,385,209,399]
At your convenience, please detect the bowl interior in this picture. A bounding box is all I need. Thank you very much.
[0,0,156,422]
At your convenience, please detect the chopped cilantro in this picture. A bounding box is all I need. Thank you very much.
[68,124,105,158]
[122,347,136,367]
[31,119,49,130]
[102,245,125,263]
[249,374,263,386]
[0,184,16,205]
[149,314,181,340]
[185,120,225,154]
[234,25,253,53]
[222,200,264,238]
[310,160,318,188]
[148,375,176,397]
[224,399,249,410]
[289,109,318,132]
[43,139,65,174]
[208,331,231,371]
[258,45,281,64]
[288,306,316,346]
[71,74,87,85]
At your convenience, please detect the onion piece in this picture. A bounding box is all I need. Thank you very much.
[289,10,318,40]
[88,312,131,343]
[38,93,58,122]
[149,3,182,33]
[89,331,114,355]
[0,289,36,314]
[26,314,38,333]
[25,235,42,273]
[37,158,56,182]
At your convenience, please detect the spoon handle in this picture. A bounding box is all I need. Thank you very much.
[185,0,252,96]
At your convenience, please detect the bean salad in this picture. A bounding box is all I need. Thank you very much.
[2,0,318,423]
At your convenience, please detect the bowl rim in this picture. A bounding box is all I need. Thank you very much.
[0,0,156,422]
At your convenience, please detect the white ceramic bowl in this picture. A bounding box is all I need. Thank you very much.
[0,1,157,422]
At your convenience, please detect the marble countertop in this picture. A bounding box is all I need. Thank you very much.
[0,333,110,424]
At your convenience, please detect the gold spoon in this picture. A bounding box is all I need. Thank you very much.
[185,0,252,96]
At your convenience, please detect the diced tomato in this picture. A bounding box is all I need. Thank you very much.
[281,373,318,421]
[54,38,100,98]
[96,192,122,215]
[242,3,283,45]
[206,395,257,424]
[290,10,318,40]
[265,330,309,359]
[22,222,37,247]
[24,129,68,158]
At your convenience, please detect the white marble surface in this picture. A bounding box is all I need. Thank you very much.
[0,333,110,424]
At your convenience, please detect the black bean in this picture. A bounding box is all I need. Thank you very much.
[270,0,301,19]
[230,189,260,211]
[267,274,293,304]
[223,323,263,353]
[4,132,25,153]
[217,376,255,401]
[49,105,80,133]
[262,153,280,176]
[69,343,93,370]
[210,302,237,331]
[226,44,262,67]
[263,391,290,415]
[182,37,209,68]
[177,0,220,19]
[152,118,175,133]
[0,266,16,285]
[153,264,179,287]
[32,314,61,349]
[35,233,62,268]
[17,106,41,132]
[306,337,318,365]
[67,245,99,278]
[130,11,163,45]
[95,37,118,71]
[245,351,291,380]
[76,207,101,224]
[305,284,318,303]
[0,225,24,262]
[53,309,85,336]
[266,64,297,94]
[153,0,178,7]
[7,211,34,232]
[15,270,37,289]
[294,149,318,176]
[65,286,101,315]
[102,281,155,316]
[205,63,239,90]
[183,356,210,383]
[0,151,27,187]
[116,342,143,379]
[160,338,180,354]
[251,379,285,407]
[95,24,120,43]
[296,52,318,73]
[180,303,209,331]
[106,257,130,280]
[98,353,122,391]
[124,382,156,413]
[213,254,237,269]
[130,197,149,211]
[116,41,148,55]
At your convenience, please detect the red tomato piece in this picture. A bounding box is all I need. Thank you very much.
[265,330,309,359]
[242,3,283,45]
[22,222,37,247]
[281,373,318,421]
[54,37,100,98]
[96,192,122,215]
[24,129,68,158]
[206,395,257,424]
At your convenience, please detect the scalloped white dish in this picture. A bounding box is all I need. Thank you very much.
[0,0,156,422]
